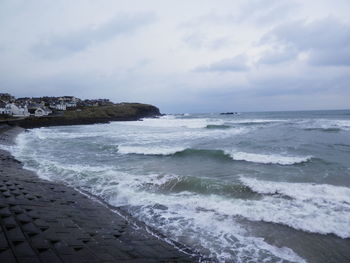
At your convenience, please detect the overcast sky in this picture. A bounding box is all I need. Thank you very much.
[1,0,350,113]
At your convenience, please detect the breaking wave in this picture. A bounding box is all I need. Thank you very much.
[119,116,226,129]
[241,177,350,204]
[226,151,312,165]
[228,119,286,126]
[301,119,350,132]
[118,146,312,165]
[239,177,350,238]
[118,145,188,156]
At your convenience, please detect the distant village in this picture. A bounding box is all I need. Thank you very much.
[0,93,113,118]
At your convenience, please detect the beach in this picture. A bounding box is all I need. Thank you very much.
[0,125,200,263]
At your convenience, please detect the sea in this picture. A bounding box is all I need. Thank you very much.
[6,110,350,262]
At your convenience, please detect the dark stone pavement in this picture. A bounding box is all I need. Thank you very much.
[0,126,202,263]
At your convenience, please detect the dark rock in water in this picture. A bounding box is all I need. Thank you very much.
[220,112,237,115]
[4,103,161,129]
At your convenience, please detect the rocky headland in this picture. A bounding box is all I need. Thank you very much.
[1,103,161,129]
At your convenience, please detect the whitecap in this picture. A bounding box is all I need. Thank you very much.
[229,119,286,124]
[238,177,350,238]
[118,117,225,129]
[241,177,350,206]
[118,145,187,155]
[226,151,312,165]
[300,119,350,131]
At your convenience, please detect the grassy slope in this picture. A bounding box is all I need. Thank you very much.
[63,103,159,119]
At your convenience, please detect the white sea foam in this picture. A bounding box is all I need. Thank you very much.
[226,151,312,165]
[239,177,350,238]
[105,173,306,263]
[32,128,101,140]
[118,116,225,129]
[335,120,350,130]
[118,145,187,155]
[229,119,286,124]
[300,119,350,131]
[241,177,350,204]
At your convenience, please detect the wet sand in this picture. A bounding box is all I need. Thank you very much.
[0,125,202,263]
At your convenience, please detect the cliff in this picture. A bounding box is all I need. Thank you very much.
[3,103,161,129]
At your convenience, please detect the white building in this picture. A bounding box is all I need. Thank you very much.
[65,102,77,108]
[31,107,52,117]
[4,103,30,117]
[58,96,78,108]
[50,103,67,111]
[34,108,46,117]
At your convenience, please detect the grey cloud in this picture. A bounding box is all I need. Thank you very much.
[32,13,156,59]
[261,17,350,66]
[182,0,297,28]
[309,47,350,66]
[236,0,298,25]
[258,46,298,64]
[195,55,249,72]
[193,72,350,112]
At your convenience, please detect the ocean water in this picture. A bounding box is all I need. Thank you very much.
[6,110,350,262]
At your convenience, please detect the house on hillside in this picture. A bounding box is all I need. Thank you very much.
[0,100,9,115]
[28,107,51,117]
[49,102,67,111]
[78,98,113,107]
[34,107,52,117]
[58,96,79,108]
[30,98,46,107]
[4,103,30,117]
[28,104,52,117]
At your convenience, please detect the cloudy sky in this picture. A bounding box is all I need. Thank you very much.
[1,0,350,113]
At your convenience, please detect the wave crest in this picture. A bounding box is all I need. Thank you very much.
[241,177,350,204]
[301,119,350,132]
[118,145,187,155]
[227,151,312,165]
[238,177,350,238]
[118,146,313,166]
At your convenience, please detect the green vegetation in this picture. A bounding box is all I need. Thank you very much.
[63,103,160,119]
[0,114,20,122]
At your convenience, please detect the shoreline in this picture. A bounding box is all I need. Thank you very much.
[0,124,202,262]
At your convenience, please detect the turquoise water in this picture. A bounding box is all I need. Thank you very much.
[8,110,350,262]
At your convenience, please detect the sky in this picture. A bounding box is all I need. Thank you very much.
[0,0,350,113]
